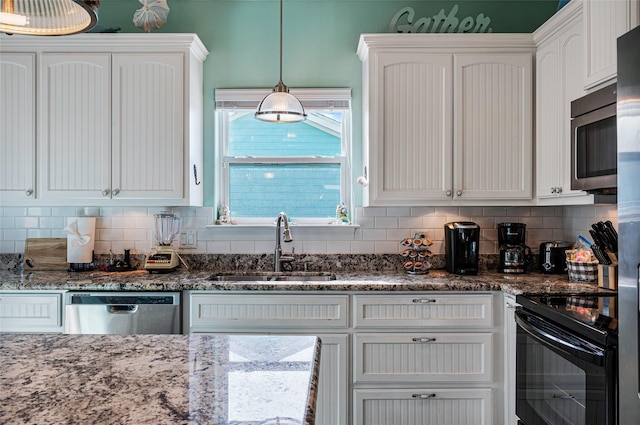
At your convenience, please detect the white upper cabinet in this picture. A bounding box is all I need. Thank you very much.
[0,53,36,204]
[583,0,639,89]
[534,0,593,203]
[0,34,208,206]
[357,34,534,206]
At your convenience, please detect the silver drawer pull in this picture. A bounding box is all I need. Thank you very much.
[412,393,436,399]
[412,337,436,343]
[412,298,436,303]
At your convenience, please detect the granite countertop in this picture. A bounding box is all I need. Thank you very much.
[0,333,321,425]
[0,268,608,295]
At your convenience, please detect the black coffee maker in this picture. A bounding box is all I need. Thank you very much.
[444,222,480,275]
[497,222,532,273]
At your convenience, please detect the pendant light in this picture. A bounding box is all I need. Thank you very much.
[255,0,306,123]
[0,0,98,36]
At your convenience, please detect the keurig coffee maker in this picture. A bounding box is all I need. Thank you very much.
[497,222,532,273]
[444,222,480,275]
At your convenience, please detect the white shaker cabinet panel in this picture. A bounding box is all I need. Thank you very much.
[584,0,640,89]
[38,54,112,201]
[366,53,453,204]
[0,53,36,204]
[111,54,184,201]
[354,388,493,425]
[358,34,534,206]
[535,1,591,202]
[454,53,533,200]
[354,333,493,384]
[0,292,64,333]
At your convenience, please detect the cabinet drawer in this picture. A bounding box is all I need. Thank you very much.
[354,333,493,383]
[189,294,349,330]
[0,292,63,332]
[354,388,493,425]
[354,294,493,328]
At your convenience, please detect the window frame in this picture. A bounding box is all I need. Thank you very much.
[215,88,353,225]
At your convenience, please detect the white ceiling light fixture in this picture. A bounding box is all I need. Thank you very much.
[0,0,98,36]
[255,0,306,123]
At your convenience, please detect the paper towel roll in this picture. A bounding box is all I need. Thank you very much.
[65,217,96,263]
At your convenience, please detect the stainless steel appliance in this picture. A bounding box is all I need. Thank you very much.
[538,241,571,274]
[64,292,181,334]
[145,212,182,273]
[570,83,617,193]
[617,24,640,425]
[515,292,618,425]
[498,222,532,274]
[444,221,480,275]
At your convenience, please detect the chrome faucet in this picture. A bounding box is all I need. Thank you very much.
[275,212,294,272]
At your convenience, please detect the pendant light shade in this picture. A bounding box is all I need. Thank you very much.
[255,0,306,123]
[0,0,98,36]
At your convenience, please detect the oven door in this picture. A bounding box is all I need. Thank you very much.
[515,309,616,425]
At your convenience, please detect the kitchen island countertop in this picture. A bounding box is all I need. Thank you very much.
[0,333,321,425]
[0,268,611,295]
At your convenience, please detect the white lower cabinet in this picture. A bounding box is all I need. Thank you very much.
[354,388,493,425]
[352,293,497,425]
[0,291,64,333]
[186,291,502,425]
[186,292,350,425]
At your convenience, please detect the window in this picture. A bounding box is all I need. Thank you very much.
[215,89,352,224]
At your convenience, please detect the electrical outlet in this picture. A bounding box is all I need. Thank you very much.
[179,230,197,249]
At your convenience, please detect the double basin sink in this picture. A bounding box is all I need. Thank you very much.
[208,271,336,282]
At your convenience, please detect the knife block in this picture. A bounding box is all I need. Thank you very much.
[598,264,618,290]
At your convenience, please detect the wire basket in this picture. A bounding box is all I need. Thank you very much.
[566,260,599,283]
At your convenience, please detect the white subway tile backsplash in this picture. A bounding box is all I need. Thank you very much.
[39,217,64,229]
[27,207,52,217]
[0,204,618,256]
[15,217,38,228]
[3,207,27,217]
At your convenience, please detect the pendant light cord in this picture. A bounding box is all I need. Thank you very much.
[279,0,284,84]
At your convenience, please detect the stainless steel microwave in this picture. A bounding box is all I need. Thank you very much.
[570,83,617,193]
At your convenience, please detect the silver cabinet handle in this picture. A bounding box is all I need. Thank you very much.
[112,188,120,196]
[551,187,556,194]
[506,302,516,309]
[412,394,436,399]
[557,186,562,194]
[412,337,436,343]
[456,190,462,196]
[445,190,452,196]
[102,189,110,196]
[25,189,33,196]
[412,298,436,303]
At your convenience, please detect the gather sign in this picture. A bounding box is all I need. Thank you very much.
[389,4,493,34]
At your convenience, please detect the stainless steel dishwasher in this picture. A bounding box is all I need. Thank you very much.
[64,292,181,334]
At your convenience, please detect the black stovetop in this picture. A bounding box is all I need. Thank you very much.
[516,290,618,347]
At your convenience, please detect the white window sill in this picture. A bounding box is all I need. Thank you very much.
[206,222,359,230]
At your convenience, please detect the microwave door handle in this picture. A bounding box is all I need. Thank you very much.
[515,311,604,360]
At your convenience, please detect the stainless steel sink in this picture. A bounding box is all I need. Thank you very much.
[208,272,336,282]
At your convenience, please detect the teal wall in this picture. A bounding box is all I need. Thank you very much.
[96,0,559,207]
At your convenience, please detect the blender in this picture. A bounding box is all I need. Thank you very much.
[144,212,182,273]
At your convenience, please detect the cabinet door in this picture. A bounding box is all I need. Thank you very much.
[189,294,349,330]
[535,39,562,199]
[39,53,112,201]
[354,333,493,384]
[315,334,350,425]
[354,388,493,425]
[0,53,36,204]
[112,54,184,201]
[454,53,533,200]
[354,294,493,328]
[503,294,519,425]
[366,53,453,205]
[584,0,639,88]
[0,292,63,332]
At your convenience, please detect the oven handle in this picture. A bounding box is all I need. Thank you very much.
[515,309,605,361]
